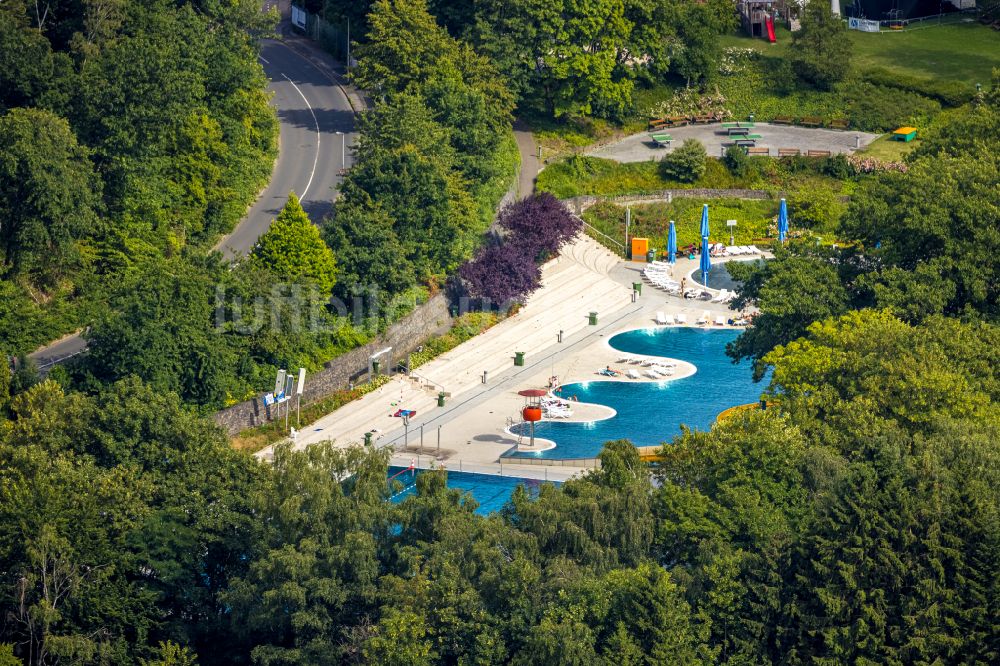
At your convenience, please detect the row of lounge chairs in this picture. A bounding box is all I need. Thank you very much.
[540,396,573,419]
[708,243,763,257]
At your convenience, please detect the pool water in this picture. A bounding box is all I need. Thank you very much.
[505,327,764,460]
[387,466,551,515]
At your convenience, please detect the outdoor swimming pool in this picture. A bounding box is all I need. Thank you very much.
[505,327,764,460]
[387,466,551,515]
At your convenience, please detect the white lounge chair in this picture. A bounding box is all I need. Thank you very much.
[627,369,641,379]
[656,311,668,325]
[711,289,730,303]
[697,310,711,325]
[747,245,762,254]
[646,369,661,379]
[715,315,726,326]
[676,313,688,325]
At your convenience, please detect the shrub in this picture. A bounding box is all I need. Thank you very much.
[723,144,752,178]
[841,81,941,133]
[860,68,973,108]
[786,189,842,231]
[660,139,707,183]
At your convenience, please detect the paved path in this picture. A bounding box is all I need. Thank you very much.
[588,123,880,162]
[513,119,540,199]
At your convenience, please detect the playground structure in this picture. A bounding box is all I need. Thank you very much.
[740,0,781,40]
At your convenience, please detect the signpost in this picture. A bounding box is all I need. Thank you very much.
[727,219,737,246]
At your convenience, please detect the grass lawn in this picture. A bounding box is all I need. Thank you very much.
[720,20,999,87]
[849,21,1000,87]
[856,134,920,161]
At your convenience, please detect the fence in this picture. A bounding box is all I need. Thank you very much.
[294,5,350,62]
[390,454,587,481]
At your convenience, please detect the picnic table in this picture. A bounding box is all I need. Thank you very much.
[734,134,763,147]
[722,122,755,129]
[892,126,917,142]
[726,126,751,137]
[650,133,672,148]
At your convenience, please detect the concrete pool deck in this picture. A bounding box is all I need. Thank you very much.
[257,234,757,478]
[587,122,880,162]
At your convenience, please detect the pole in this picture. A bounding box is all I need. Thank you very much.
[346,19,350,70]
[625,206,631,253]
[297,394,301,428]
[420,424,424,450]
[437,425,441,452]
[285,398,289,432]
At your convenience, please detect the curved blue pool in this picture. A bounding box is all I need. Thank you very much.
[505,327,764,460]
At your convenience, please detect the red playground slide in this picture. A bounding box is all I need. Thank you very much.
[765,15,777,43]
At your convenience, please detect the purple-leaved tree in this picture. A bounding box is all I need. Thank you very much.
[497,192,581,261]
[459,238,541,307]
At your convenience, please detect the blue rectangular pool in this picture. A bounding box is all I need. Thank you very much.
[387,466,553,515]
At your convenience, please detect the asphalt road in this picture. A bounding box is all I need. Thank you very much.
[215,37,355,259]
[29,34,354,369]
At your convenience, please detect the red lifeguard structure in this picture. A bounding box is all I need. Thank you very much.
[518,389,547,448]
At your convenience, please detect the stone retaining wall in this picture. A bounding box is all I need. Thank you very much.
[213,293,453,435]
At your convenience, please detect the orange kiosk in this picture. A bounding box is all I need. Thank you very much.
[631,237,649,262]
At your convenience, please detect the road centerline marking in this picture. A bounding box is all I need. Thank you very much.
[281,73,321,201]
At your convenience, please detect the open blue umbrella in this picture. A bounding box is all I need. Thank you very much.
[778,198,789,243]
[699,204,711,287]
[667,220,677,264]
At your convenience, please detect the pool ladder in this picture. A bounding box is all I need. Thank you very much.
[506,416,523,445]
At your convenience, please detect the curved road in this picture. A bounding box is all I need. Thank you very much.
[216,37,355,259]
[29,33,355,369]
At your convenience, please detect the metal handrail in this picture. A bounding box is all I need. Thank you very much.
[581,220,625,254]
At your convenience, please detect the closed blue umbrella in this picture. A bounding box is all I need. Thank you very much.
[667,220,677,264]
[699,204,711,286]
[778,198,789,243]
[700,235,711,287]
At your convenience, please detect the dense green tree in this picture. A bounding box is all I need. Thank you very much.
[841,154,1000,321]
[726,250,851,373]
[84,257,241,408]
[253,193,338,295]
[0,108,100,286]
[790,1,851,90]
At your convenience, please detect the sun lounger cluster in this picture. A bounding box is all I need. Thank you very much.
[713,244,763,257]
[540,396,573,418]
[612,355,677,380]
[642,262,681,294]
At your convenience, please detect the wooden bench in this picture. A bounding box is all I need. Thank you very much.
[690,114,715,124]
[777,148,801,157]
[828,118,849,130]
[800,116,822,128]
[806,149,832,158]
[665,116,688,127]
[746,147,770,156]
[771,115,793,125]
[648,118,669,131]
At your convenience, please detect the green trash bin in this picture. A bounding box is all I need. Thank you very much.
[438,392,446,407]
[646,249,656,263]
[632,282,642,295]
[514,351,525,366]
[364,431,373,447]
[372,360,380,376]
[588,311,598,325]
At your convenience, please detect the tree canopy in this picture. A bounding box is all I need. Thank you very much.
[253,193,338,295]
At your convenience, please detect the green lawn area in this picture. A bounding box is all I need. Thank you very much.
[849,21,1000,87]
[856,134,920,161]
[720,20,999,87]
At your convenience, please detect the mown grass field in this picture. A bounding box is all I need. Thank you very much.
[719,19,999,86]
